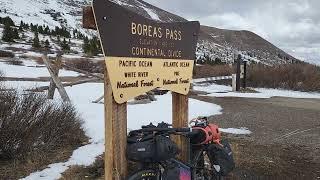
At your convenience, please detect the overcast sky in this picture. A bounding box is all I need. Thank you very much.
[144,0,320,63]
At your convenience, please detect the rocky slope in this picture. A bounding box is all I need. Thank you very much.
[0,0,299,65]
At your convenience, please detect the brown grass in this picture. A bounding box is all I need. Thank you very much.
[247,63,320,92]
[0,50,14,58]
[194,63,320,92]
[0,146,79,179]
[64,59,104,74]
[34,56,44,64]
[61,154,105,180]
[61,154,141,180]
[5,59,24,66]
[194,64,235,78]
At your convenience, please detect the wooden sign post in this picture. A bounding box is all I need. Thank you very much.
[85,0,200,178]
[104,70,128,179]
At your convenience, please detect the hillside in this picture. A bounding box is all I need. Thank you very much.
[0,0,91,35]
[198,26,299,65]
[1,1,320,179]
[0,0,300,66]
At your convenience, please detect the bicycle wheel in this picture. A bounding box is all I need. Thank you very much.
[192,147,222,180]
[127,169,160,180]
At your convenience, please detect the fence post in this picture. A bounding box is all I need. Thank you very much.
[236,54,241,91]
[42,55,70,102]
[47,53,62,99]
[232,74,237,92]
[242,61,247,89]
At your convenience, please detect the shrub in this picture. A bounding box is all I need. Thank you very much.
[65,59,104,73]
[194,64,235,78]
[247,63,320,92]
[0,50,14,58]
[5,59,24,66]
[34,57,44,65]
[0,91,84,160]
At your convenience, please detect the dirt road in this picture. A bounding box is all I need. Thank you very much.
[192,95,320,179]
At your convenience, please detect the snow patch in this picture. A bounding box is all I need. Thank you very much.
[219,127,252,135]
[194,83,320,99]
[0,60,79,78]
[141,6,161,21]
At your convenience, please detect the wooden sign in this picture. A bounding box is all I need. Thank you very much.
[92,0,200,103]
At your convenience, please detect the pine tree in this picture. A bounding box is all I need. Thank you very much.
[73,29,77,38]
[31,24,38,32]
[12,28,19,39]
[19,20,24,31]
[61,38,70,52]
[44,39,50,50]
[24,23,29,29]
[82,36,102,56]
[38,26,44,34]
[1,16,14,26]
[89,40,98,56]
[82,37,90,54]
[44,26,50,35]
[91,36,102,55]
[20,32,26,40]
[2,23,14,42]
[32,32,40,48]
[55,26,60,35]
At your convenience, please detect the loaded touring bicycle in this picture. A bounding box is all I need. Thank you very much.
[127,117,235,180]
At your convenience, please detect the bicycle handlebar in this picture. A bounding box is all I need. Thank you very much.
[130,127,191,134]
[129,127,205,140]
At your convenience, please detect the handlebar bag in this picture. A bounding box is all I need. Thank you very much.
[207,139,235,176]
[127,135,179,163]
[154,135,179,162]
[127,137,156,163]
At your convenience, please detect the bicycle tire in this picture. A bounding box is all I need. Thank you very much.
[192,147,222,180]
[127,169,160,180]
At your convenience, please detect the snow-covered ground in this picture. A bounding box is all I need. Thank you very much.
[0,59,223,179]
[0,0,89,34]
[22,82,320,179]
[0,23,86,58]
[194,83,320,99]
[0,60,79,78]
[2,58,320,179]
[21,83,222,180]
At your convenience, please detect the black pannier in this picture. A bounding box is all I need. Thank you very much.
[127,135,179,163]
[163,159,191,180]
[207,139,235,176]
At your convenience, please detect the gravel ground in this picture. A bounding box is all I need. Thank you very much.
[192,95,320,179]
